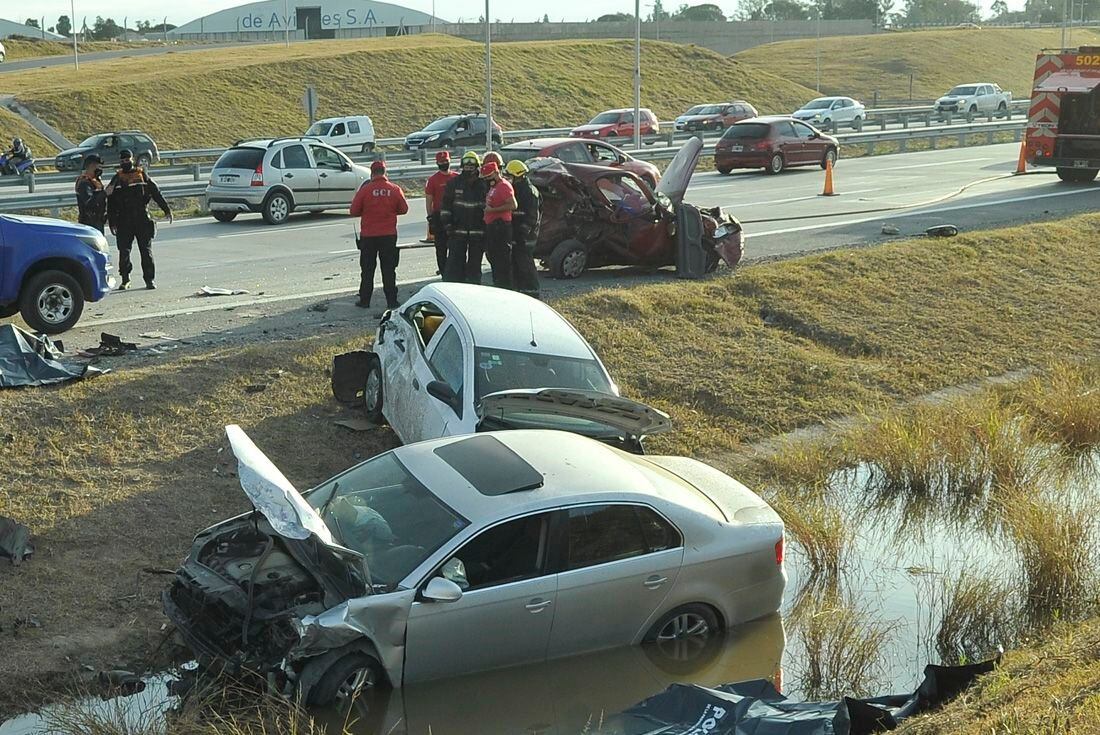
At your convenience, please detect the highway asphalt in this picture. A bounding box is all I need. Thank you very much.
[15,141,1100,351]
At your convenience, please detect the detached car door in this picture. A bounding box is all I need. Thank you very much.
[309,145,360,206]
[404,512,559,683]
[279,144,319,206]
[546,504,684,658]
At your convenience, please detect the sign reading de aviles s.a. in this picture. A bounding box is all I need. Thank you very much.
[239,6,382,29]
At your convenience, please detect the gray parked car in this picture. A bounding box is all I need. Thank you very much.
[54,131,159,171]
[163,426,786,706]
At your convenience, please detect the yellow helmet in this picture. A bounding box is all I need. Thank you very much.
[505,159,529,177]
[461,150,482,166]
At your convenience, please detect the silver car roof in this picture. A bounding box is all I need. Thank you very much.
[411,283,597,360]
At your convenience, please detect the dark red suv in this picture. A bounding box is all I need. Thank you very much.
[714,117,839,175]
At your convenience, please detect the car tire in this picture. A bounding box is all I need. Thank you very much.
[548,239,588,279]
[644,604,721,644]
[0,303,18,318]
[851,115,862,130]
[716,165,733,175]
[822,118,832,131]
[307,652,383,707]
[997,102,1007,116]
[261,191,292,225]
[361,142,376,153]
[19,270,84,334]
[1056,167,1098,183]
[821,147,838,169]
[364,356,385,424]
[766,153,784,175]
[212,211,237,222]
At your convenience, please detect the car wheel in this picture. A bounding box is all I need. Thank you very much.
[822,118,831,130]
[716,165,732,175]
[821,147,838,169]
[307,652,383,707]
[997,102,1007,115]
[644,604,720,655]
[852,115,862,130]
[19,270,84,334]
[968,105,978,116]
[548,239,588,279]
[137,154,152,168]
[364,357,384,424]
[0,303,19,318]
[361,142,376,153]
[1056,167,1098,183]
[212,211,237,222]
[261,191,292,225]
[766,153,784,175]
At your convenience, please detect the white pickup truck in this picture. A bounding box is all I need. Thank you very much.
[935,83,1012,119]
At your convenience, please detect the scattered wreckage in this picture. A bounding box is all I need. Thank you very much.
[528,137,744,279]
[332,283,671,453]
[163,425,785,706]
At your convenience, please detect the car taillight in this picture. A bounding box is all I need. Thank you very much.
[775,536,784,565]
[250,164,264,186]
[753,141,771,151]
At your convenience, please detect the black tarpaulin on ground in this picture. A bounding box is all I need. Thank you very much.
[608,659,997,735]
[0,324,103,387]
[0,515,34,565]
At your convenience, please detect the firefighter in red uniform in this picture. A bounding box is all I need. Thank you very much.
[424,150,458,276]
[350,160,409,310]
[480,161,518,288]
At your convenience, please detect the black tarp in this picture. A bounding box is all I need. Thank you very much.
[0,515,33,565]
[608,659,997,735]
[0,324,102,387]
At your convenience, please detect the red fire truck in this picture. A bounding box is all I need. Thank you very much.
[1025,47,1100,182]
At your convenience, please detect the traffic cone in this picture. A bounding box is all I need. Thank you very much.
[1014,139,1028,175]
[819,158,837,197]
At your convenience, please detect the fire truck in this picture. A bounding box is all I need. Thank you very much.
[1025,47,1100,182]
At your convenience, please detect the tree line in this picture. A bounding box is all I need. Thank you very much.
[23,15,176,39]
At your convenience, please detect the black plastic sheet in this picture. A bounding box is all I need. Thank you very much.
[608,659,997,735]
[0,324,102,387]
[0,515,33,565]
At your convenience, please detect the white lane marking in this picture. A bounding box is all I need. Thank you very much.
[694,187,881,207]
[752,186,1099,237]
[865,157,994,173]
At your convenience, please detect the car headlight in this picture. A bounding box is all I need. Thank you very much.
[425,133,440,142]
[78,232,109,254]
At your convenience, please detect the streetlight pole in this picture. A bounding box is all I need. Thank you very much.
[633,0,641,150]
[816,10,822,93]
[284,0,290,47]
[485,0,493,151]
[70,0,79,70]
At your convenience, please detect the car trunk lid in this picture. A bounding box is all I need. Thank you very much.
[655,137,703,206]
[477,388,672,441]
[211,147,265,188]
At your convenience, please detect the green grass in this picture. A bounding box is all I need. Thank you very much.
[3,36,817,149]
[735,27,1100,103]
[0,108,54,152]
[1,38,189,61]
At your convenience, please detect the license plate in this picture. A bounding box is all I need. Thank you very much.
[1074,160,1090,168]
[731,145,743,152]
[219,175,236,183]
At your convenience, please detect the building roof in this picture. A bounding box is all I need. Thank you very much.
[170,0,445,35]
[0,19,65,40]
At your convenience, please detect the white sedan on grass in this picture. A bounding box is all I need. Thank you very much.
[356,283,671,453]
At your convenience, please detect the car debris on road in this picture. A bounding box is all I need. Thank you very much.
[0,515,33,565]
[0,324,105,388]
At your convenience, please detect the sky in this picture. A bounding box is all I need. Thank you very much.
[20,0,1017,30]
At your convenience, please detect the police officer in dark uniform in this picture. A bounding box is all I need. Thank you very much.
[74,154,107,233]
[504,159,542,299]
[440,151,488,284]
[106,149,172,290]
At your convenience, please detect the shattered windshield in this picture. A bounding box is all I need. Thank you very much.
[308,453,469,590]
[474,348,612,402]
[948,86,978,96]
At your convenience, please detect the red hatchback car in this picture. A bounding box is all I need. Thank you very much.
[676,101,759,132]
[570,108,660,140]
[714,117,839,175]
[500,137,661,189]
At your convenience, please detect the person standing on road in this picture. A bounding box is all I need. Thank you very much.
[480,161,518,289]
[106,149,172,290]
[424,150,458,277]
[74,154,107,233]
[350,160,409,310]
[504,159,542,298]
[441,151,488,284]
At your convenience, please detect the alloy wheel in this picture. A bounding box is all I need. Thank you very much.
[37,284,74,325]
[365,369,382,414]
[335,666,376,705]
[562,249,586,278]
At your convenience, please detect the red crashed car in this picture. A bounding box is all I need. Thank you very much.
[500,137,661,189]
[570,108,660,140]
[714,117,839,175]
[527,138,743,279]
[675,101,759,132]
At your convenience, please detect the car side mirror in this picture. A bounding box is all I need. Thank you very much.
[810,131,820,139]
[427,380,458,409]
[422,576,463,603]
[342,161,352,171]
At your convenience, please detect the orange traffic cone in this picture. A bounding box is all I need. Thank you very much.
[1014,139,1028,175]
[819,158,837,197]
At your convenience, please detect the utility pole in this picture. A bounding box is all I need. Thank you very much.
[1062,0,1069,48]
[485,0,494,151]
[633,0,641,150]
[816,10,822,93]
[284,0,290,46]
[70,0,79,70]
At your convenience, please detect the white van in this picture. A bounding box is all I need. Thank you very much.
[305,115,376,153]
[0,40,6,63]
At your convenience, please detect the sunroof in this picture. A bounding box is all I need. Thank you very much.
[434,435,545,496]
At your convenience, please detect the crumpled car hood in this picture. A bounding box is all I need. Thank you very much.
[478,388,673,439]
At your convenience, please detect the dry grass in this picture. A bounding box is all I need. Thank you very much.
[1007,363,1100,453]
[1,38,188,61]
[0,107,55,152]
[4,36,816,150]
[766,494,851,579]
[736,27,1100,102]
[928,569,1022,666]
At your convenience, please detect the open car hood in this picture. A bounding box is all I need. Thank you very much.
[655,137,703,206]
[226,424,336,545]
[478,389,672,439]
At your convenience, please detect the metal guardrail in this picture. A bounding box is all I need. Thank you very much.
[1,119,1026,215]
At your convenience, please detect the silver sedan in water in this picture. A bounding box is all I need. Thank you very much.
[164,427,786,706]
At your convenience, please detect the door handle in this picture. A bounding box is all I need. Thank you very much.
[525,599,552,613]
[412,378,420,390]
[319,172,328,178]
[643,575,668,590]
[394,338,405,353]
[284,173,294,179]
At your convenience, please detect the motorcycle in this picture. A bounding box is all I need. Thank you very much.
[0,152,37,177]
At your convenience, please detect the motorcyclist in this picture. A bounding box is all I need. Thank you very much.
[440,151,488,284]
[75,154,108,233]
[503,159,542,298]
[5,138,33,174]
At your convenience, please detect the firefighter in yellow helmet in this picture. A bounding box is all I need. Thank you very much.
[440,151,488,283]
[503,159,541,298]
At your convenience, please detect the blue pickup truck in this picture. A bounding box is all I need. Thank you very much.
[0,214,115,334]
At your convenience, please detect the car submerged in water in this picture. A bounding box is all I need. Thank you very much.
[163,426,786,707]
[528,138,744,279]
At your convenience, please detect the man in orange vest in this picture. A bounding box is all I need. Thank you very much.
[424,150,458,276]
[106,149,172,289]
[350,160,409,310]
[75,154,107,233]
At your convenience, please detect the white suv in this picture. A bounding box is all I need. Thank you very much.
[205,137,371,225]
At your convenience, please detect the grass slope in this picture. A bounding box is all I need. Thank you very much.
[5,36,818,149]
[1,38,182,61]
[735,27,1100,103]
[0,108,53,152]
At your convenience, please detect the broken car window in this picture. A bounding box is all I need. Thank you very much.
[473,348,611,402]
[308,453,469,590]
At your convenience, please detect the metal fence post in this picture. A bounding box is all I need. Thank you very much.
[925,112,932,128]
[666,129,674,146]
[901,114,909,129]
[420,149,427,165]
[27,171,35,193]
[929,135,937,150]
[867,141,876,155]
[899,139,908,152]
[879,117,887,131]
[191,163,201,181]
[986,130,994,145]
[958,132,966,147]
